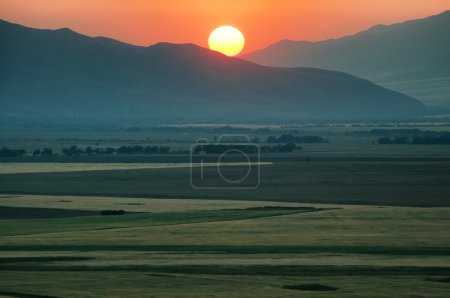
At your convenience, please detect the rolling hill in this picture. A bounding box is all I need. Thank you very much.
[243,11,450,107]
[0,19,424,123]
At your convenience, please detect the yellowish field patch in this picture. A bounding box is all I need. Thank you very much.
[0,194,301,212]
[1,250,448,268]
[1,271,448,298]
[0,162,272,174]
[1,199,449,297]
[2,203,449,249]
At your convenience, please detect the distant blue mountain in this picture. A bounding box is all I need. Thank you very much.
[0,19,424,123]
[242,11,450,107]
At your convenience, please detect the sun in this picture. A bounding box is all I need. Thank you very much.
[208,26,245,57]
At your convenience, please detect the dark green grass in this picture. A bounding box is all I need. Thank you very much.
[1,264,449,276]
[0,206,101,219]
[0,256,94,264]
[1,161,450,206]
[282,284,339,291]
[425,277,450,283]
[0,291,60,298]
[0,245,448,256]
[0,207,322,236]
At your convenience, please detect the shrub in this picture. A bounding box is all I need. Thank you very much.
[100,210,125,215]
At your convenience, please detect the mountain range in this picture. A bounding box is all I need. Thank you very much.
[242,11,450,107]
[0,19,425,123]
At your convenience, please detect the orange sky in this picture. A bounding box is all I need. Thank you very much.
[1,0,449,54]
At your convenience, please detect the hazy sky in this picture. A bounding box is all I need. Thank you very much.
[1,0,449,53]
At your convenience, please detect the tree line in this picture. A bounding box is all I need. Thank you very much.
[0,145,171,157]
[192,143,301,154]
[0,147,27,157]
[266,134,328,144]
[378,135,450,145]
[260,143,301,153]
[1,136,320,157]
[62,145,171,156]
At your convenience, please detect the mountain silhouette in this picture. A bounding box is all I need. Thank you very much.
[0,19,424,123]
[242,11,450,107]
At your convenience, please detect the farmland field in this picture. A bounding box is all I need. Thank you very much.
[0,198,449,297]
[0,125,449,297]
[3,5,450,297]
[1,159,450,206]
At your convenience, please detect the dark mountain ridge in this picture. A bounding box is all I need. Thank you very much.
[243,11,450,81]
[0,19,424,123]
[242,11,450,107]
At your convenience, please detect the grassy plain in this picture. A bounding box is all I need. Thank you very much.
[0,195,302,213]
[0,200,449,297]
[0,124,449,297]
[1,159,449,206]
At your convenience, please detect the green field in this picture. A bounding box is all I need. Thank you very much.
[0,124,449,297]
[1,159,450,206]
[0,198,449,297]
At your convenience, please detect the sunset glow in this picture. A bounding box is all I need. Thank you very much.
[0,0,449,53]
[208,26,245,56]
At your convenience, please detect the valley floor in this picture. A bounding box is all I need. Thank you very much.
[0,194,449,297]
[1,125,449,297]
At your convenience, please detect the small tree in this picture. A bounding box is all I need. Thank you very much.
[85,146,93,155]
[41,148,53,156]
